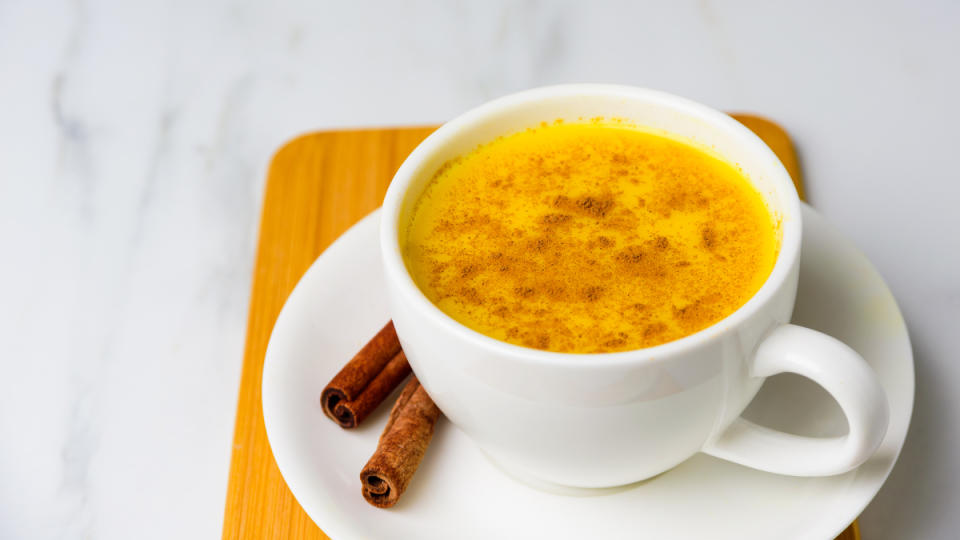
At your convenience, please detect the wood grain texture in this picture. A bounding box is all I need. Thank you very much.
[221,127,435,540]
[222,118,858,540]
[734,114,806,201]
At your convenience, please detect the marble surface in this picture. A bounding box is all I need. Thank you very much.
[0,1,957,538]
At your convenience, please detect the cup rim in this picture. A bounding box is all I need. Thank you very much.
[380,84,802,367]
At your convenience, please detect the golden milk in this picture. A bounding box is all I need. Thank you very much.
[401,122,779,353]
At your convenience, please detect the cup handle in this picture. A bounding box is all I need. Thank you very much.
[702,324,889,476]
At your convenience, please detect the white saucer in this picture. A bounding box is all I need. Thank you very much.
[262,204,913,540]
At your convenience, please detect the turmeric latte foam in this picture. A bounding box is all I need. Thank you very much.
[401,122,779,353]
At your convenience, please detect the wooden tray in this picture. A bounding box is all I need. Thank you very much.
[221,116,858,540]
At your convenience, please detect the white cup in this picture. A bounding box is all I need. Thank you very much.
[380,85,889,488]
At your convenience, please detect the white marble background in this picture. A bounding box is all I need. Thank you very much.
[1,0,957,538]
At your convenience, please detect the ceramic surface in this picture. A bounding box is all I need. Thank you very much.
[262,206,913,540]
[379,85,886,486]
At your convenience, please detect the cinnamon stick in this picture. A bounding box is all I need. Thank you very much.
[360,376,441,508]
[321,321,412,428]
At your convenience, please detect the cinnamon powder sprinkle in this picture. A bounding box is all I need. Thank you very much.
[401,122,779,353]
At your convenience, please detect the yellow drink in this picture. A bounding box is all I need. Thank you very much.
[402,122,779,353]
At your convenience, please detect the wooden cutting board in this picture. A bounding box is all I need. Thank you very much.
[221,116,858,540]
